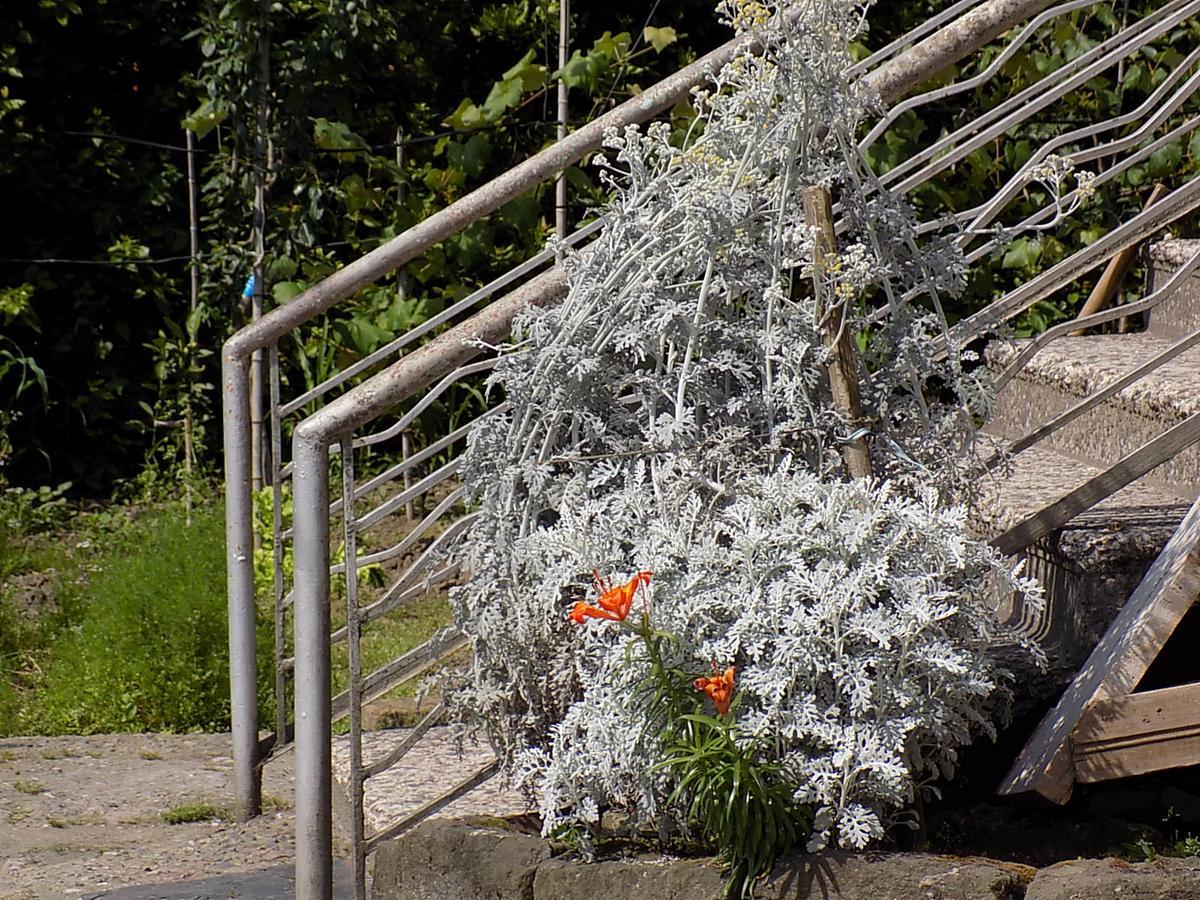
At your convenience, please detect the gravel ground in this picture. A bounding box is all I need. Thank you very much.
[0,733,297,900]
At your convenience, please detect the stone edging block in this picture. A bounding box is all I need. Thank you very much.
[372,818,1200,899]
[372,818,1044,899]
[1024,856,1200,899]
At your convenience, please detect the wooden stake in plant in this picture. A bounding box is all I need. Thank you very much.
[802,185,872,480]
[1069,182,1168,336]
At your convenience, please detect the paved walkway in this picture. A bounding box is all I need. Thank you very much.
[0,729,524,900]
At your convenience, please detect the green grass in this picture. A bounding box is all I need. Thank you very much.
[11,503,231,735]
[327,590,454,735]
[161,801,223,824]
[1,482,454,737]
[0,523,53,730]
[331,592,453,696]
[0,601,28,733]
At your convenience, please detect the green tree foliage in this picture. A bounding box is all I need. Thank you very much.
[6,1,1198,495]
[0,1,196,491]
[0,0,720,494]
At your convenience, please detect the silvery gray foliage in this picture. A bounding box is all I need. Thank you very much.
[445,0,1043,852]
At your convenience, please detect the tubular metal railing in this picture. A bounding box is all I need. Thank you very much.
[221,0,1200,897]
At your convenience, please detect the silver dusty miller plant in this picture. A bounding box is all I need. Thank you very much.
[446,0,1043,853]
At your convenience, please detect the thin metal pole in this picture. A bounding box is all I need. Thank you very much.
[342,437,366,900]
[292,425,334,900]
[401,430,414,521]
[395,128,408,304]
[250,0,270,492]
[396,127,415,520]
[269,343,287,742]
[187,129,200,317]
[555,0,570,244]
[222,351,262,821]
[184,127,200,526]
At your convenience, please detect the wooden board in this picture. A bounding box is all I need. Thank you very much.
[1074,682,1200,783]
[998,491,1200,802]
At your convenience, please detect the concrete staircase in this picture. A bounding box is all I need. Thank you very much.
[977,237,1200,671]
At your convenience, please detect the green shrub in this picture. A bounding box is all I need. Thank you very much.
[23,503,231,734]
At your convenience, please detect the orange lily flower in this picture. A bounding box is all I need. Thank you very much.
[693,664,736,716]
[567,570,652,624]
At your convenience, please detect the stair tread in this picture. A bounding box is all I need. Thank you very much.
[973,443,1192,667]
[988,333,1200,422]
[331,726,525,836]
[974,442,1192,539]
[1149,237,1200,267]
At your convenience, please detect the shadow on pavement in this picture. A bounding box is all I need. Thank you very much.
[85,862,354,900]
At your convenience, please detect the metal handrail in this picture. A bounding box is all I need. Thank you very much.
[846,0,988,76]
[876,0,1198,196]
[866,102,1200,329]
[278,218,602,418]
[994,247,1200,391]
[958,47,1200,239]
[859,0,1097,151]
[221,1,1174,897]
[940,177,1200,353]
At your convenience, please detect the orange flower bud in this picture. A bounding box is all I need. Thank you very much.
[693,664,736,716]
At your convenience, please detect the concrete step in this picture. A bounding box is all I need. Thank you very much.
[1148,238,1200,339]
[987,333,1200,495]
[329,726,525,845]
[971,443,1191,672]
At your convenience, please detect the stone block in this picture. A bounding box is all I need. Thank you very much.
[759,851,1031,899]
[1024,856,1200,899]
[372,817,549,900]
[532,856,726,900]
[1148,238,1200,340]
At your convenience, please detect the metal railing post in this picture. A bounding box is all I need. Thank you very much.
[292,421,334,900]
[222,348,262,821]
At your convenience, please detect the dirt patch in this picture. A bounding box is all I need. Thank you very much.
[3,570,59,620]
[0,733,297,900]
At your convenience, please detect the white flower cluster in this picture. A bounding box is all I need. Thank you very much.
[445,0,1042,853]
[1022,153,1099,230]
